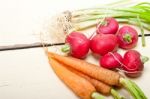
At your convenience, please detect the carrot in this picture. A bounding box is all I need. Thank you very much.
[48,52,120,86]
[48,52,147,99]
[66,66,111,95]
[49,58,104,99]
[65,66,125,99]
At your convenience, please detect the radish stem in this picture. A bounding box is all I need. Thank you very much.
[61,44,70,53]
[141,56,149,63]
[123,33,132,43]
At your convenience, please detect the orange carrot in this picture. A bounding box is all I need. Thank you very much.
[48,52,147,99]
[49,58,96,99]
[66,66,111,95]
[48,52,120,86]
[49,57,123,99]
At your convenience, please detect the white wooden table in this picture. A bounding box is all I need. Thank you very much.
[0,0,150,99]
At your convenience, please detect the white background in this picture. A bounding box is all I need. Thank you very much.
[0,0,150,99]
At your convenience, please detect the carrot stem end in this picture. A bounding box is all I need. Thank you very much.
[119,78,147,99]
[91,92,104,99]
[111,89,124,99]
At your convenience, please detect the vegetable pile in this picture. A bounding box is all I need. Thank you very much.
[48,52,147,99]
[61,18,149,77]
[61,16,149,77]
[56,2,150,47]
[46,1,150,99]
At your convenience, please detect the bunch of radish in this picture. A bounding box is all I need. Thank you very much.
[61,17,149,78]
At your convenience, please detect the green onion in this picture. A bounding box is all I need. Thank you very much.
[70,2,150,47]
[72,18,150,31]
[111,89,124,99]
[137,15,146,47]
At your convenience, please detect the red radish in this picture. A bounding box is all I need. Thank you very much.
[117,26,138,49]
[90,34,118,56]
[61,32,90,59]
[96,17,119,34]
[122,50,149,77]
[100,52,123,69]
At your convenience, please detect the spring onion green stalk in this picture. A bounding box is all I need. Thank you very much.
[52,3,148,98]
[137,16,146,47]
[73,18,150,31]
[68,2,150,47]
